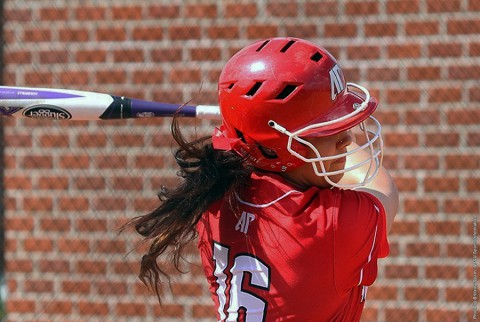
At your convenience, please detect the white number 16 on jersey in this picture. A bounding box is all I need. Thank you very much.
[213,242,271,322]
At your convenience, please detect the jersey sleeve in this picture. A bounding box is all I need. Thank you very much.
[333,189,389,293]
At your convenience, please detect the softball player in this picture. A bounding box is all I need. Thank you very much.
[129,37,398,321]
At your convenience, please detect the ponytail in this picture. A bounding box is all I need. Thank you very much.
[125,115,251,300]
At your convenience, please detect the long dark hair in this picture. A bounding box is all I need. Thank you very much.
[125,114,252,300]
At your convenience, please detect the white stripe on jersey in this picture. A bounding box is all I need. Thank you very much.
[236,190,301,208]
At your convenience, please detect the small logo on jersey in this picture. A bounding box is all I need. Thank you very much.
[235,211,255,234]
[329,64,345,100]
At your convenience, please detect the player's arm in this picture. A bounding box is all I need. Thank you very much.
[338,142,399,231]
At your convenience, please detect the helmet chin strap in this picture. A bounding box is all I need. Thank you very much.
[268,83,384,189]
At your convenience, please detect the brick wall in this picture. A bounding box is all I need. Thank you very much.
[1,0,479,321]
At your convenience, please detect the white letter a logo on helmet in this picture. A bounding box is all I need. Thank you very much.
[329,64,344,101]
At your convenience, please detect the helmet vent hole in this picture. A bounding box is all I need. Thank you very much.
[227,83,235,89]
[235,129,247,143]
[258,145,278,159]
[280,40,296,52]
[256,40,270,52]
[275,84,298,100]
[246,82,263,97]
[311,52,323,62]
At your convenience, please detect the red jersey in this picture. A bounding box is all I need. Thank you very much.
[197,173,389,322]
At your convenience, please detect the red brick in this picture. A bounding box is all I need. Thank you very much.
[428,42,462,57]
[406,110,440,125]
[147,5,180,18]
[78,301,109,315]
[39,7,68,20]
[285,24,318,39]
[39,259,70,273]
[225,3,258,18]
[427,0,461,12]
[23,197,54,212]
[77,260,107,275]
[61,281,91,294]
[392,175,417,191]
[25,279,54,293]
[365,22,397,37]
[59,70,90,86]
[425,309,461,322]
[95,70,127,84]
[111,5,143,20]
[267,2,299,17]
[446,287,472,301]
[385,308,419,321]
[190,47,222,61]
[6,259,33,272]
[407,66,441,80]
[246,24,280,39]
[169,26,201,40]
[405,155,439,170]
[115,302,147,316]
[425,265,459,279]
[76,49,107,63]
[76,218,108,232]
[448,19,480,35]
[168,68,201,83]
[23,71,54,86]
[449,65,480,80]
[42,300,73,314]
[447,108,480,125]
[7,299,36,313]
[386,88,421,104]
[95,155,128,169]
[390,220,420,235]
[466,177,480,191]
[185,4,218,18]
[424,177,460,192]
[324,23,357,38]
[444,198,479,213]
[426,221,461,235]
[404,198,439,213]
[192,304,216,318]
[5,217,34,231]
[171,282,204,296]
[59,28,90,42]
[387,43,422,58]
[386,0,420,14]
[405,286,439,301]
[97,281,128,295]
[384,132,419,147]
[346,45,381,60]
[59,154,90,169]
[112,177,144,190]
[405,21,439,35]
[447,243,474,257]
[207,25,241,39]
[4,8,33,22]
[94,239,126,253]
[385,264,418,278]
[425,132,459,147]
[5,176,33,190]
[428,87,462,103]
[58,238,90,253]
[40,218,71,232]
[75,6,107,20]
[113,49,145,63]
[4,50,32,64]
[305,1,339,16]
[93,197,127,211]
[445,154,479,169]
[96,27,127,41]
[133,26,164,41]
[23,237,54,252]
[24,28,52,42]
[74,177,106,190]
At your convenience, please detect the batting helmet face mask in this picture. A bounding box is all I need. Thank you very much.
[213,37,383,189]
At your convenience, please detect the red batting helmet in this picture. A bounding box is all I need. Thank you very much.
[213,37,383,187]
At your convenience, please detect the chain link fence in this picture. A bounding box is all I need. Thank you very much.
[1,0,479,321]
